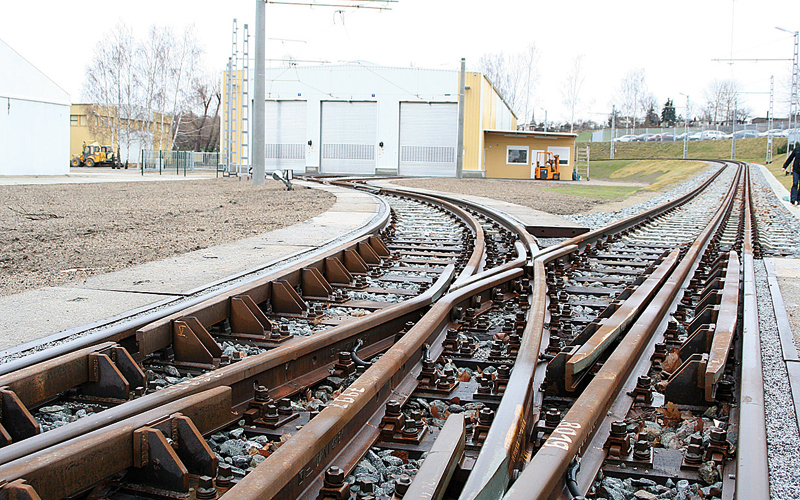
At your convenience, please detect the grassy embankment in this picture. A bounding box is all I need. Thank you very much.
[540,159,707,201]
[587,137,792,192]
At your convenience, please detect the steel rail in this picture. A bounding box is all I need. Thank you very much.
[365,182,540,289]
[0,387,233,500]
[220,266,527,500]
[0,184,392,375]
[0,187,491,459]
[0,262,456,467]
[736,164,770,499]
[503,163,743,500]
[458,162,730,500]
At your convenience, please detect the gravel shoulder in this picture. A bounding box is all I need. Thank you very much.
[0,179,334,296]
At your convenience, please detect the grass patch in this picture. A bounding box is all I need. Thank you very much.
[543,184,641,200]
[587,159,706,191]
[588,137,787,165]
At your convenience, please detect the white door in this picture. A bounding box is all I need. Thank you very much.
[529,149,545,179]
[398,102,458,177]
[320,101,377,174]
[265,100,307,171]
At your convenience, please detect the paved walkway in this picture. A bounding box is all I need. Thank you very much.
[0,179,384,353]
[756,163,800,219]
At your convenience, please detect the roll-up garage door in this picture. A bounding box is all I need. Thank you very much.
[265,100,307,171]
[399,102,458,177]
[320,101,377,174]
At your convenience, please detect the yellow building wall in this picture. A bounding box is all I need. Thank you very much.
[69,104,97,157]
[461,73,518,173]
[483,132,575,180]
[69,104,172,161]
[220,69,246,165]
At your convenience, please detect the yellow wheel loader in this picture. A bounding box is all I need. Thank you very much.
[71,143,123,169]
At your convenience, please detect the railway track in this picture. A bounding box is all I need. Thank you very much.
[0,162,782,500]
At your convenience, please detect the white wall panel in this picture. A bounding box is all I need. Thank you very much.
[265,100,307,171]
[0,99,68,175]
[399,103,458,177]
[320,101,377,174]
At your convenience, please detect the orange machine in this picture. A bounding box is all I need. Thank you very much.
[535,151,560,180]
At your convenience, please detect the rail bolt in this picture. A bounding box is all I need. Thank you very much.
[385,400,402,416]
[254,385,271,402]
[710,427,727,446]
[633,440,652,461]
[498,365,511,378]
[357,478,376,496]
[215,463,234,488]
[324,466,346,487]
[479,407,495,424]
[278,398,293,415]
[394,475,412,498]
[403,418,419,436]
[339,351,352,364]
[265,404,279,422]
[544,409,561,428]
[610,421,628,438]
[684,443,704,465]
[196,476,218,499]
[637,375,651,389]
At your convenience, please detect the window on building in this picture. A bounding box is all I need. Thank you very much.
[70,115,79,126]
[506,145,529,165]
[80,115,87,126]
[547,147,571,166]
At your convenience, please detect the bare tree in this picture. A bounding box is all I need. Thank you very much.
[561,55,587,133]
[616,69,647,133]
[81,22,138,161]
[702,79,747,127]
[137,25,172,151]
[479,44,539,125]
[174,72,222,152]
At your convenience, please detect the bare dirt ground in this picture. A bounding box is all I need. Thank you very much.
[0,179,334,296]
[391,178,653,215]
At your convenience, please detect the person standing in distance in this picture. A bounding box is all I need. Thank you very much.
[784,144,800,205]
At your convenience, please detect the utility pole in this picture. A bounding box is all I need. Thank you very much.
[681,93,689,160]
[250,0,395,185]
[767,76,774,164]
[610,105,615,160]
[777,26,799,155]
[252,1,266,185]
[731,96,737,160]
[456,58,466,179]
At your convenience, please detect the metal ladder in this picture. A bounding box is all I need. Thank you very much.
[574,145,590,181]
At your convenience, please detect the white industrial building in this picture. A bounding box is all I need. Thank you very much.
[0,39,70,176]
[223,64,517,177]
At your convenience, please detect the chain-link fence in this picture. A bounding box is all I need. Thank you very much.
[588,123,794,142]
[141,150,222,173]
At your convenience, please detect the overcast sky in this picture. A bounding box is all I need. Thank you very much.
[1,0,796,125]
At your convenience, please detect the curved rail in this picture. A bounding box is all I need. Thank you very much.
[503,163,743,500]
[458,161,732,500]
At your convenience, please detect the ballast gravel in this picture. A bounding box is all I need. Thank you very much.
[755,260,800,500]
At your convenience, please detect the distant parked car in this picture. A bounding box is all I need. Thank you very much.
[637,133,658,142]
[759,129,789,137]
[659,133,676,141]
[731,130,760,139]
[615,135,638,142]
[688,132,703,141]
[700,130,731,140]
[675,132,689,141]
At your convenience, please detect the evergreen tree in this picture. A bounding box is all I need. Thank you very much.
[645,105,660,126]
[661,98,676,126]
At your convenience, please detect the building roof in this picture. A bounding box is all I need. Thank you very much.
[485,129,577,139]
[0,38,70,105]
